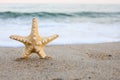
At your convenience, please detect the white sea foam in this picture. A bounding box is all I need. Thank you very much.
[0,22,120,47]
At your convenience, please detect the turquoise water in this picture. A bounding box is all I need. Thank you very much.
[0,4,120,23]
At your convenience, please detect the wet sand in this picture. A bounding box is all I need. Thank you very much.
[0,42,120,80]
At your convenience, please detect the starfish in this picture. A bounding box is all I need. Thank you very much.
[10,18,58,59]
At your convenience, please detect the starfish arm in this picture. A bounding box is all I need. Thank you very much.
[39,34,59,45]
[37,49,47,58]
[10,35,32,44]
[30,18,39,35]
[21,47,32,59]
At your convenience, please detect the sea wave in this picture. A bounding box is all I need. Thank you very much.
[0,11,120,19]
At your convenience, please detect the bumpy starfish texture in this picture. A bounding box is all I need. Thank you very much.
[10,18,58,59]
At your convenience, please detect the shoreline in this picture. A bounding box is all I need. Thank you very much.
[0,42,120,80]
[1,41,120,48]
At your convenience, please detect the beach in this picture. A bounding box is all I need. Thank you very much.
[0,4,120,80]
[0,42,120,80]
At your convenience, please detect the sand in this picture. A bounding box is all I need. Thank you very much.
[0,42,120,80]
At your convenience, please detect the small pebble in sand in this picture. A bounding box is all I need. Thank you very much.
[52,78,63,80]
[108,54,112,57]
[88,76,91,79]
[73,79,80,80]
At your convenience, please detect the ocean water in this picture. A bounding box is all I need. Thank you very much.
[0,4,120,47]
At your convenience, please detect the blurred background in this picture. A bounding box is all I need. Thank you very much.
[0,0,120,47]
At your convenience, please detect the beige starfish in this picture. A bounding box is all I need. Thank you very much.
[10,18,58,59]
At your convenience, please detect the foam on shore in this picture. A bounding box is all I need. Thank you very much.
[0,22,120,47]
